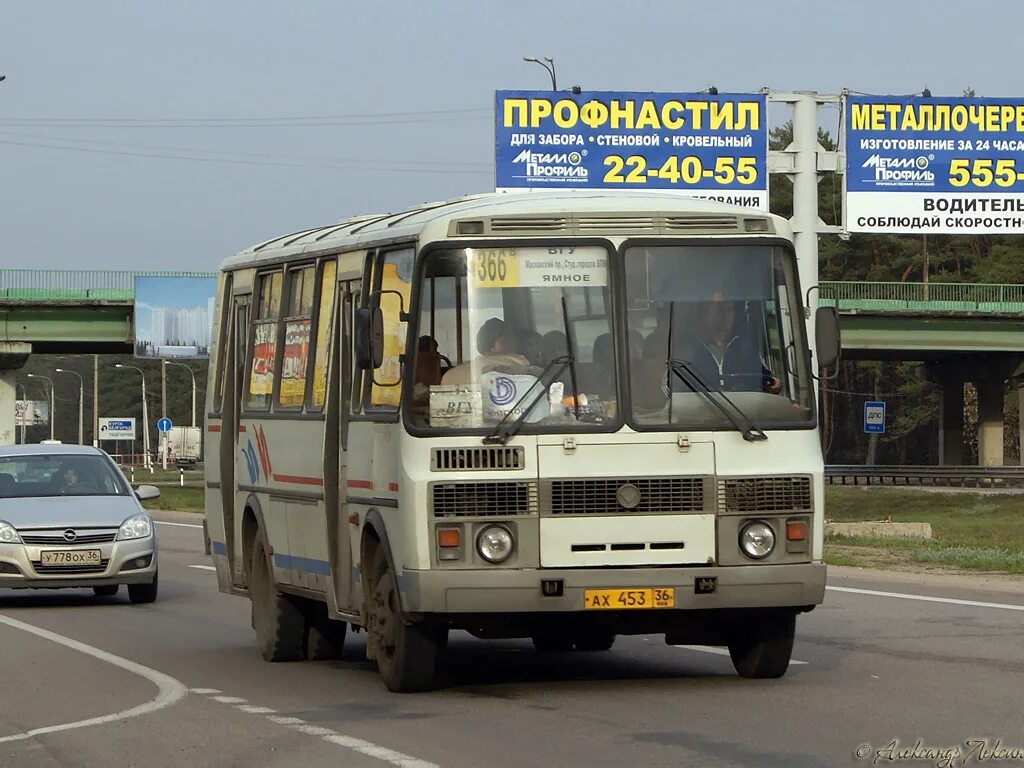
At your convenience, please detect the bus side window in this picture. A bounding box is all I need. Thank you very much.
[246,270,282,411]
[367,247,414,412]
[309,260,338,410]
[276,264,315,409]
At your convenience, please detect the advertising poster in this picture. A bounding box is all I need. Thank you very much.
[135,275,217,358]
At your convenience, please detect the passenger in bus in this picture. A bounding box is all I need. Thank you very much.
[690,293,782,394]
[441,317,533,385]
[514,328,545,367]
[540,330,567,366]
[414,335,445,387]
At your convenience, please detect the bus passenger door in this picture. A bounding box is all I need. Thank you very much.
[220,293,249,586]
[325,281,357,616]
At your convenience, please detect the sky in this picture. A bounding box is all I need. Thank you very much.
[3,0,1023,270]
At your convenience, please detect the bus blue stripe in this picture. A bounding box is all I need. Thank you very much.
[273,553,331,576]
[211,541,227,555]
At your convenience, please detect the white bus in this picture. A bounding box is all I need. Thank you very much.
[204,190,839,692]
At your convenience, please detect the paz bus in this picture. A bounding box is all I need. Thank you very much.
[204,190,839,692]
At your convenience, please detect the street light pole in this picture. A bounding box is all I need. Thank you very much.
[26,373,55,441]
[15,382,26,444]
[115,364,150,469]
[54,368,84,445]
[522,55,557,90]
[160,360,168,470]
[165,360,197,427]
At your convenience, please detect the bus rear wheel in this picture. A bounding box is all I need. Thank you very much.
[727,613,795,679]
[250,531,305,662]
[368,550,443,692]
[306,603,347,661]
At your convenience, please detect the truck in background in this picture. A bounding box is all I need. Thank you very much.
[167,426,201,466]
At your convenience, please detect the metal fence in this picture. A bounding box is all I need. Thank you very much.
[826,465,1024,488]
[0,270,217,301]
[820,281,1024,313]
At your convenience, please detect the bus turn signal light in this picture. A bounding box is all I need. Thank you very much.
[786,521,808,541]
[438,529,461,548]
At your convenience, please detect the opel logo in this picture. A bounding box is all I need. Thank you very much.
[616,483,642,510]
[63,529,77,542]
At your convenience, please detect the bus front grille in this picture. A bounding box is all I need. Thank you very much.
[431,481,538,517]
[541,477,710,515]
[718,476,813,513]
[431,446,525,471]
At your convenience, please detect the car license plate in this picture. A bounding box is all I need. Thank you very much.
[40,549,102,566]
[583,587,675,610]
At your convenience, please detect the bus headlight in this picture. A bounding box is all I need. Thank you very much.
[739,520,775,560]
[476,525,514,564]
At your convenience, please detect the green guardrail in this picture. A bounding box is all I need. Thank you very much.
[820,281,1024,313]
[0,270,217,302]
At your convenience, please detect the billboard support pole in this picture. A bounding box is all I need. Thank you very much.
[766,90,846,405]
[161,359,168,470]
[93,355,99,448]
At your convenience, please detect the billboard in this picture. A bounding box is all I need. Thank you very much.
[134,276,216,359]
[495,90,768,209]
[98,418,136,441]
[846,95,1024,234]
[15,400,48,427]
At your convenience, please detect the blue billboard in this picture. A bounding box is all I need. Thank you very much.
[846,95,1024,233]
[495,90,768,209]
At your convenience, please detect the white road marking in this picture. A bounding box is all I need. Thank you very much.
[827,585,1024,612]
[196,690,439,767]
[189,565,216,571]
[154,520,204,529]
[189,688,222,695]
[0,614,188,743]
[673,644,809,664]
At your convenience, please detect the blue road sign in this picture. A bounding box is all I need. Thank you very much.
[864,401,885,434]
[157,417,173,433]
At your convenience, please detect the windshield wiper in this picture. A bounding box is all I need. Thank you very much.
[483,296,580,446]
[667,358,767,442]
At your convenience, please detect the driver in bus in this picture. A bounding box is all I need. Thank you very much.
[441,317,534,385]
[690,292,782,394]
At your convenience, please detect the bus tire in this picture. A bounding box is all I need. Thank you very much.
[250,531,305,662]
[727,613,795,679]
[574,631,615,652]
[306,604,347,661]
[368,548,443,692]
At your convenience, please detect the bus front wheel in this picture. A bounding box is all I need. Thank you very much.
[727,612,795,679]
[367,548,444,692]
[250,530,305,662]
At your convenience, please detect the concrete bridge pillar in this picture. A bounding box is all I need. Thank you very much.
[977,378,1005,467]
[0,343,32,446]
[939,381,964,466]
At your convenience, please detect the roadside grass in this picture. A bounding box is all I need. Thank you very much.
[825,486,1024,575]
[141,485,204,513]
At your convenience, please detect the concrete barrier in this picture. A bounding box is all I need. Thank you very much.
[826,521,932,539]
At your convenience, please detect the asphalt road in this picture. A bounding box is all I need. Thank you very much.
[2,512,1023,768]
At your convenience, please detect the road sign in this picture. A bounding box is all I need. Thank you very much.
[157,417,173,433]
[98,417,136,441]
[864,401,885,434]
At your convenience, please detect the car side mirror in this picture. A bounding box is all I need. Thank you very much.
[815,306,841,369]
[135,485,161,501]
[355,306,384,370]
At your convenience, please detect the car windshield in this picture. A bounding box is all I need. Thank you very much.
[0,454,129,498]
[407,245,618,433]
[623,243,814,430]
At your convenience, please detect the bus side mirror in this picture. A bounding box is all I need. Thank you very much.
[355,307,384,370]
[815,306,841,369]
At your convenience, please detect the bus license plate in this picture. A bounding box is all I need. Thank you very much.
[40,549,102,566]
[583,588,674,610]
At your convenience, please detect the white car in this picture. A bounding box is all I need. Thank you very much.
[0,444,159,603]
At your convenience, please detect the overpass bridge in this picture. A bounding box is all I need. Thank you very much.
[1,272,1022,462]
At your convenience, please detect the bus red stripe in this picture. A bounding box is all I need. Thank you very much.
[272,474,324,486]
[346,479,374,490]
[388,482,399,492]
[207,425,222,433]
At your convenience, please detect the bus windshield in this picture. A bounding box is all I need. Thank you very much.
[408,245,619,433]
[623,243,814,430]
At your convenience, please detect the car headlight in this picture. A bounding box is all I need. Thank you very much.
[0,520,22,544]
[739,520,776,560]
[476,525,514,564]
[116,514,153,541]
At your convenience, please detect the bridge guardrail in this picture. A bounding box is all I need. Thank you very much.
[820,281,1024,313]
[826,465,1024,488]
[0,270,216,302]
